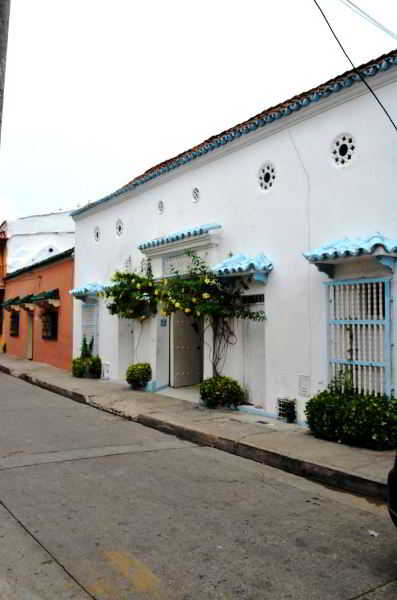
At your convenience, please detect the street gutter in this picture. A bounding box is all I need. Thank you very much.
[0,361,389,501]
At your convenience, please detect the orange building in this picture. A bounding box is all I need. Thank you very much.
[2,248,74,370]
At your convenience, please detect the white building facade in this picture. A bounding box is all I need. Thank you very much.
[1,211,75,273]
[72,51,397,423]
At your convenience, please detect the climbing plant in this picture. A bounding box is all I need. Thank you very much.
[103,252,265,376]
[102,266,157,321]
[157,252,265,376]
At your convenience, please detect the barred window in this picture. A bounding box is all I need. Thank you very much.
[42,311,58,340]
[10,312,19,337]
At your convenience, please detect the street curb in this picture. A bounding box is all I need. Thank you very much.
[0,364,11,375]
[0,364,89,405]
[136,414,387,501]
[1,365,387,501]
[19,374,88,405]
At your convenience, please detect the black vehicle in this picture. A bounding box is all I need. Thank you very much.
[388,452,397,526]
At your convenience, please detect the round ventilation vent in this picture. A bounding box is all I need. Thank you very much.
[258,162,276,191]
[192,187,200,203]
[332,133,356,167]
[115,218,124,237]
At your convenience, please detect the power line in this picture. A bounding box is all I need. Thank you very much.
[313,0,397,134]
[336,0,397,41]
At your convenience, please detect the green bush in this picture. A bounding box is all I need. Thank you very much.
[88,355,102,379]
[126,363,152,389]
[200,376,245,409]
[72,357,86,378]
[305,388,397,450]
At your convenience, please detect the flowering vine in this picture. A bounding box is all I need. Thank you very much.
[104,252,265,376]
[102,270,157,321]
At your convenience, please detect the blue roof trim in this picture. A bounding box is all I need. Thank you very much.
[70,282,113,297]
[212,253,273,276]
[72,51,397,218]
[304,233,397,262]
[138,222,221,250]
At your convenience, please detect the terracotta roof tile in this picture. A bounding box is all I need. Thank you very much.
[73,49,397,217]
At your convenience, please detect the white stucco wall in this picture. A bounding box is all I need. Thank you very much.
[72,71,397,420]
[6,212,75,273]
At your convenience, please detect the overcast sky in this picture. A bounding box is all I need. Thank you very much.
[0,0,396,220]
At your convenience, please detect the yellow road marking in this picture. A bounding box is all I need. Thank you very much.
[104,550,171,599]
[87,579,122,599]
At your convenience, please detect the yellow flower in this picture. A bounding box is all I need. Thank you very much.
[155,290,159,295]
[192,298,197,303]
[202,292,210,299]
[175,302,181,309]
[136,283,141,289]
[204,278,210,284]
[148,282,152,287]
[185,308,191,313]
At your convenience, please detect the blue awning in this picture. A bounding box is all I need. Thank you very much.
[303,233,397,277]
[211,253,273,282]
[304,233,397,262]
[138,223,222,250]
[70,282,112,298]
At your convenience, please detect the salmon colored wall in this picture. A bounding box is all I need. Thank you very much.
[0,240,5,347]
[3,257,74,370]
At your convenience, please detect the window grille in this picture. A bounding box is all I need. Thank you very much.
[42,311,58,340]
[327,278,392,396]
[242,294,264,305]
[10,312,19,337]
[277,398,297,421]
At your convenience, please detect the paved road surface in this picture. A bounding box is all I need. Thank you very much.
[0,372,396,599]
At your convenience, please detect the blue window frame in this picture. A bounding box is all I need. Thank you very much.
[325,277,392,396]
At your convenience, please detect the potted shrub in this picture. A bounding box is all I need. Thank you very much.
[72,336,102,379]
[126,363,152,390]
[87,355,102,379]
[72,357,86,378]
[200,375,245,409]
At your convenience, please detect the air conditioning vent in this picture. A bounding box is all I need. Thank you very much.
[277,397,297,423]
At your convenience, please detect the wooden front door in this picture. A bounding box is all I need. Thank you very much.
[170,312,203,387]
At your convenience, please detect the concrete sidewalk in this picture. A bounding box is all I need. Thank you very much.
[0,353,394,500]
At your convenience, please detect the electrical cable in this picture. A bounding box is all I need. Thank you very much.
[336,0,397,41]
[313,0,397,133]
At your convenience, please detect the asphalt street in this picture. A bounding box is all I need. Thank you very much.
[0,372,396,600]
